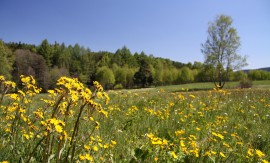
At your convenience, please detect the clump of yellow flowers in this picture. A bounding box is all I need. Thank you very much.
[0,75,112,162]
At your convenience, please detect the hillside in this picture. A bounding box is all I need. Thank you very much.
[243,67,270,73]
[259,67,270,72]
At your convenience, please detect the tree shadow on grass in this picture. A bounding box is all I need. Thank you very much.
[171,88,213,93]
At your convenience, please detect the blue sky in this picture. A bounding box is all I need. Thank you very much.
[0,0,269,69]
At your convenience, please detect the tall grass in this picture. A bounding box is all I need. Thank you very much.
[0,76,269,162]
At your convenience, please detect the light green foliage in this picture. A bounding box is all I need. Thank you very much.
[233,70,248,81]
[0,40,14,79]
[248,70,270,80]
[178,66,193,83]
[152,60,164,85]
[96,66,115,88]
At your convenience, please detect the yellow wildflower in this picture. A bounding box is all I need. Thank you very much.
[0,161,9,163]
[84,145,91,150]
[103,144,109,149]
[100,109,108,118]
[111,140,117,145]
[248,148,254,156]
[170,151,178,159]
[204,151,211,156]
[180,140,185,147]
[151,138,162,145]
[211,151,217,155]
[223,142,230,148]
[189,94,195,98]
[255,149,265,158]
[55,125,63,133]
[93,145,99,151]
[147,133,155,139]
[0,75,5,81]
[79,154,85,160]
[220,152,226,158]
[175,130,185,136]
[96,92,103,98]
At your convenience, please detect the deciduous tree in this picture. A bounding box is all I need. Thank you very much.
[201,15,247,89]
[0,40,14,79]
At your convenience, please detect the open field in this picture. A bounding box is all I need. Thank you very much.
[1,77,270,162]
[154,80,270,92]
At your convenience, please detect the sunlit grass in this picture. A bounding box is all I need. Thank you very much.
[1,76,270,162]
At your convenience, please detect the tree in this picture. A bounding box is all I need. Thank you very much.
[133,59,153,88]
[38,39,53,67]
[201,15,247,89]
[178,66,193,83]
[95,66,115,89]
[49,66,69,89]
[233,70,247,81]
[0,40,14,79]
[13,49,50,91]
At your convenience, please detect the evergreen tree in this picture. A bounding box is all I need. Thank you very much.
[38,39,53,67]
[134,59,153,87]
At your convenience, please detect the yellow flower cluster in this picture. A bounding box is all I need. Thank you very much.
[0,75,111,162]
[147,133,168,147]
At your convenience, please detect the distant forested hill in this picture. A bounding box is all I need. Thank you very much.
[259,67,270,72]
[1,39,270,91]
[243,67,270,73]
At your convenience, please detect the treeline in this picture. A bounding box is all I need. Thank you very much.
[1,39,270,91]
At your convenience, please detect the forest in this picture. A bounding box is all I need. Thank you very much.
[1,39,270,91]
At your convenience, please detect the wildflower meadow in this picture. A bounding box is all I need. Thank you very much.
[0,76,269,162]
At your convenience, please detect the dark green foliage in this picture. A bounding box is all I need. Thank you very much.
[134,59,153,88]
[38,39,53,67]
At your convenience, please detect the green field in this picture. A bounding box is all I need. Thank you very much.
[1,77,270,162]
[154,80,270,92]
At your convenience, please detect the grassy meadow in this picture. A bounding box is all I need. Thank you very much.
[0,76,270,162]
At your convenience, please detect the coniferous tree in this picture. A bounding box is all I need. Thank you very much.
[134,59,153,87]
[38,39,53,67]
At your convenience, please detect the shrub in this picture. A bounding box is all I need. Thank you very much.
[239,78,253,88]
[114,83,123,89]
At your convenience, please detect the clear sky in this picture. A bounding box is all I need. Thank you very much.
[0,0,269,69]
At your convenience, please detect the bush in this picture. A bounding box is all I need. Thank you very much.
[239,78,253,88]
[114,83,123,89]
